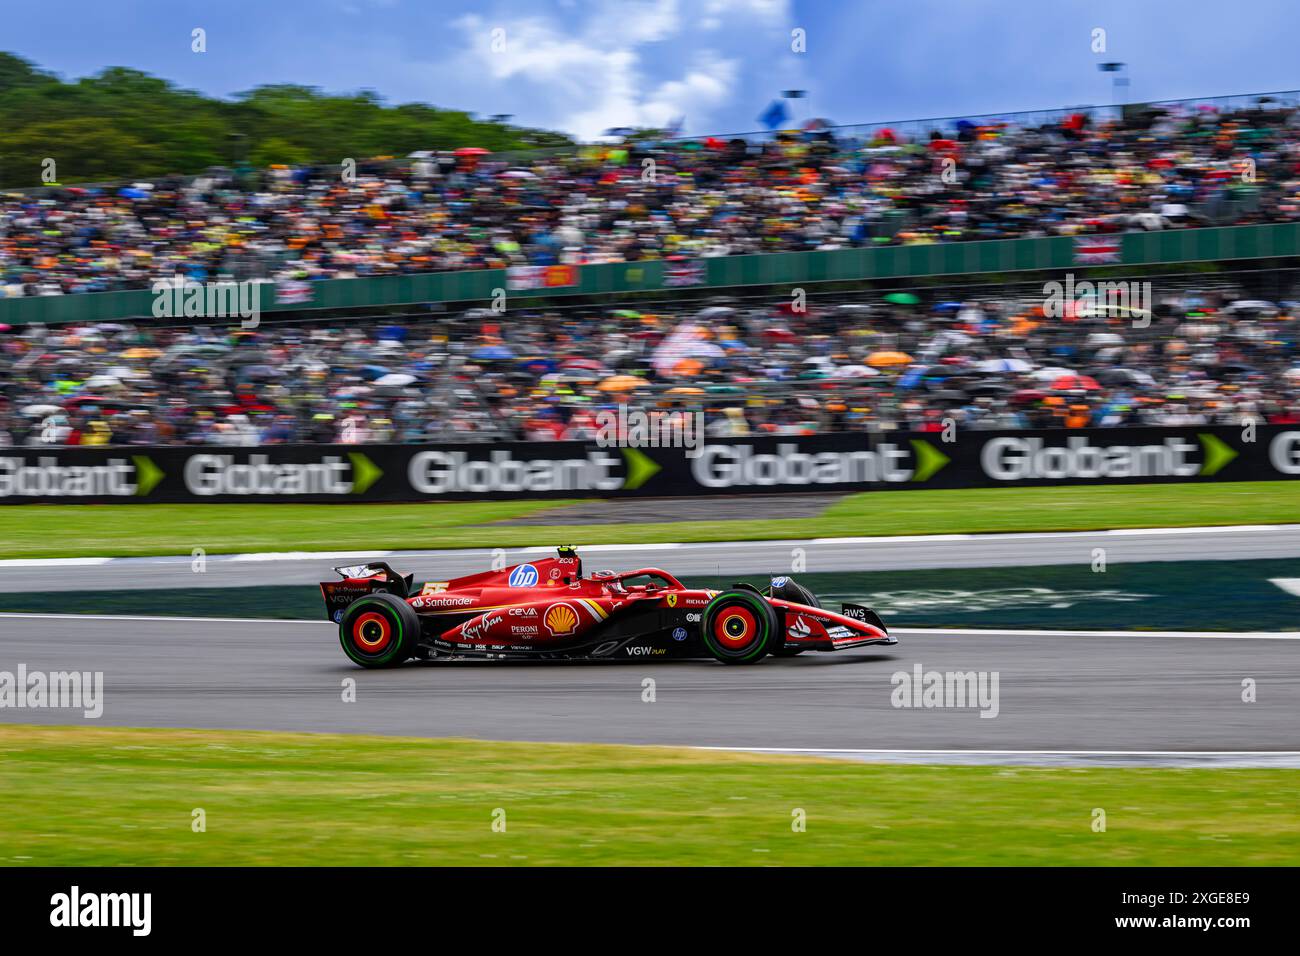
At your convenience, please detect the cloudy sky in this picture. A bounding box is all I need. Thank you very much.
[4,0,1297,140]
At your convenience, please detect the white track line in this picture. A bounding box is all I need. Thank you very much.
[694,746,1300,767]
[224,550,395,562]
[697,747,1300,757]
[0,557,114,568]
[0,612,328,625]
[894,627,1300,640]
[809,524,1300,544]
[1,523,1296,568]
[0,612,1295,639]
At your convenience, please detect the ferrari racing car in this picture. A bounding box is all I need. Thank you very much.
[322,546,893,668]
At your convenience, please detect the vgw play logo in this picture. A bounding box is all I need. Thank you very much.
[0,455,164,498]
[981,433,1239,481]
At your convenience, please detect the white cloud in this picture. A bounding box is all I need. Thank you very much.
[702,0,787,26]
[445,0,791,140]
[636,58,738,129]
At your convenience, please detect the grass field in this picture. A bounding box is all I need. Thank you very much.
[2,726,1297,866]
[1,481,1298,559]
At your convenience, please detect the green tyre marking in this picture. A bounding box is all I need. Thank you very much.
[703,590,774,663]
[339,597,408,668]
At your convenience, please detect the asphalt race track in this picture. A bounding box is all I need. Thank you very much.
[3,524,1299,593]
[2,614,1297,765]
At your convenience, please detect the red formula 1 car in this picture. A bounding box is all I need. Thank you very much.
[322,546,894,668]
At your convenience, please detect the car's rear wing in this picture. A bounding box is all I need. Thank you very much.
[319,562,414,622]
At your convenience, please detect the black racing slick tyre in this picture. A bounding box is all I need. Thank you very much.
[339,592,419,668]
[701,590,780,664]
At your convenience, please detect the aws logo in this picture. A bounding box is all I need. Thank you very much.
[544,603,579,636]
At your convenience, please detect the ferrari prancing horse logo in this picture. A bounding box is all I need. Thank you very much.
[666,593,677,607]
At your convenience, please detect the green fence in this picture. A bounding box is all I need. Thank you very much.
[5,222,1300,325]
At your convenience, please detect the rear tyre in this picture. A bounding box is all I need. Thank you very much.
[339,592,419,668]
[701,590,780,664]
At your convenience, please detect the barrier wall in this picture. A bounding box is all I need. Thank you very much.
[1,426,1295,503]
[4,222,1300,325]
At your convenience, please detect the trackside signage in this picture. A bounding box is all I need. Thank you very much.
[0,454,162,498]
[982,435,1202,480]
[1271,430,1300,474]
[408,449,624,494]
[185,453,368,496]
[694,441,919,487]
[0,427,1294,503]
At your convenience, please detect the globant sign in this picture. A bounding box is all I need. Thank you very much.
[408,449,624,494]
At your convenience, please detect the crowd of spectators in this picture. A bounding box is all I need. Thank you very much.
[2,280,1297,447]
[3,96,1299,297]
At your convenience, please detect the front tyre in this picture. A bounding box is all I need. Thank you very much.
[701,590,780,664]
[339,592,419,668]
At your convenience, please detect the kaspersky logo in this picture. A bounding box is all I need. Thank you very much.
[408,447,658,494]
[184,452,381,496]
[691,440,949,488]
[982,434,1237,481]
[0,454,164,498]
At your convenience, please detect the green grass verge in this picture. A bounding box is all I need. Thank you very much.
[0,481,1298,559]
[2,727,1297,866]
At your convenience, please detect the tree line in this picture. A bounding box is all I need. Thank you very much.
[0,52,573,188]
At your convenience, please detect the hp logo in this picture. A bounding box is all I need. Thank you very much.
[507,564,539,587]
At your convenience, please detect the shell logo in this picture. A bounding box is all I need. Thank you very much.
[544,602,579,636]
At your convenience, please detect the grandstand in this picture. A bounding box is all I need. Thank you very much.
[3,88,1299,299]
[3,90,1300,447]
